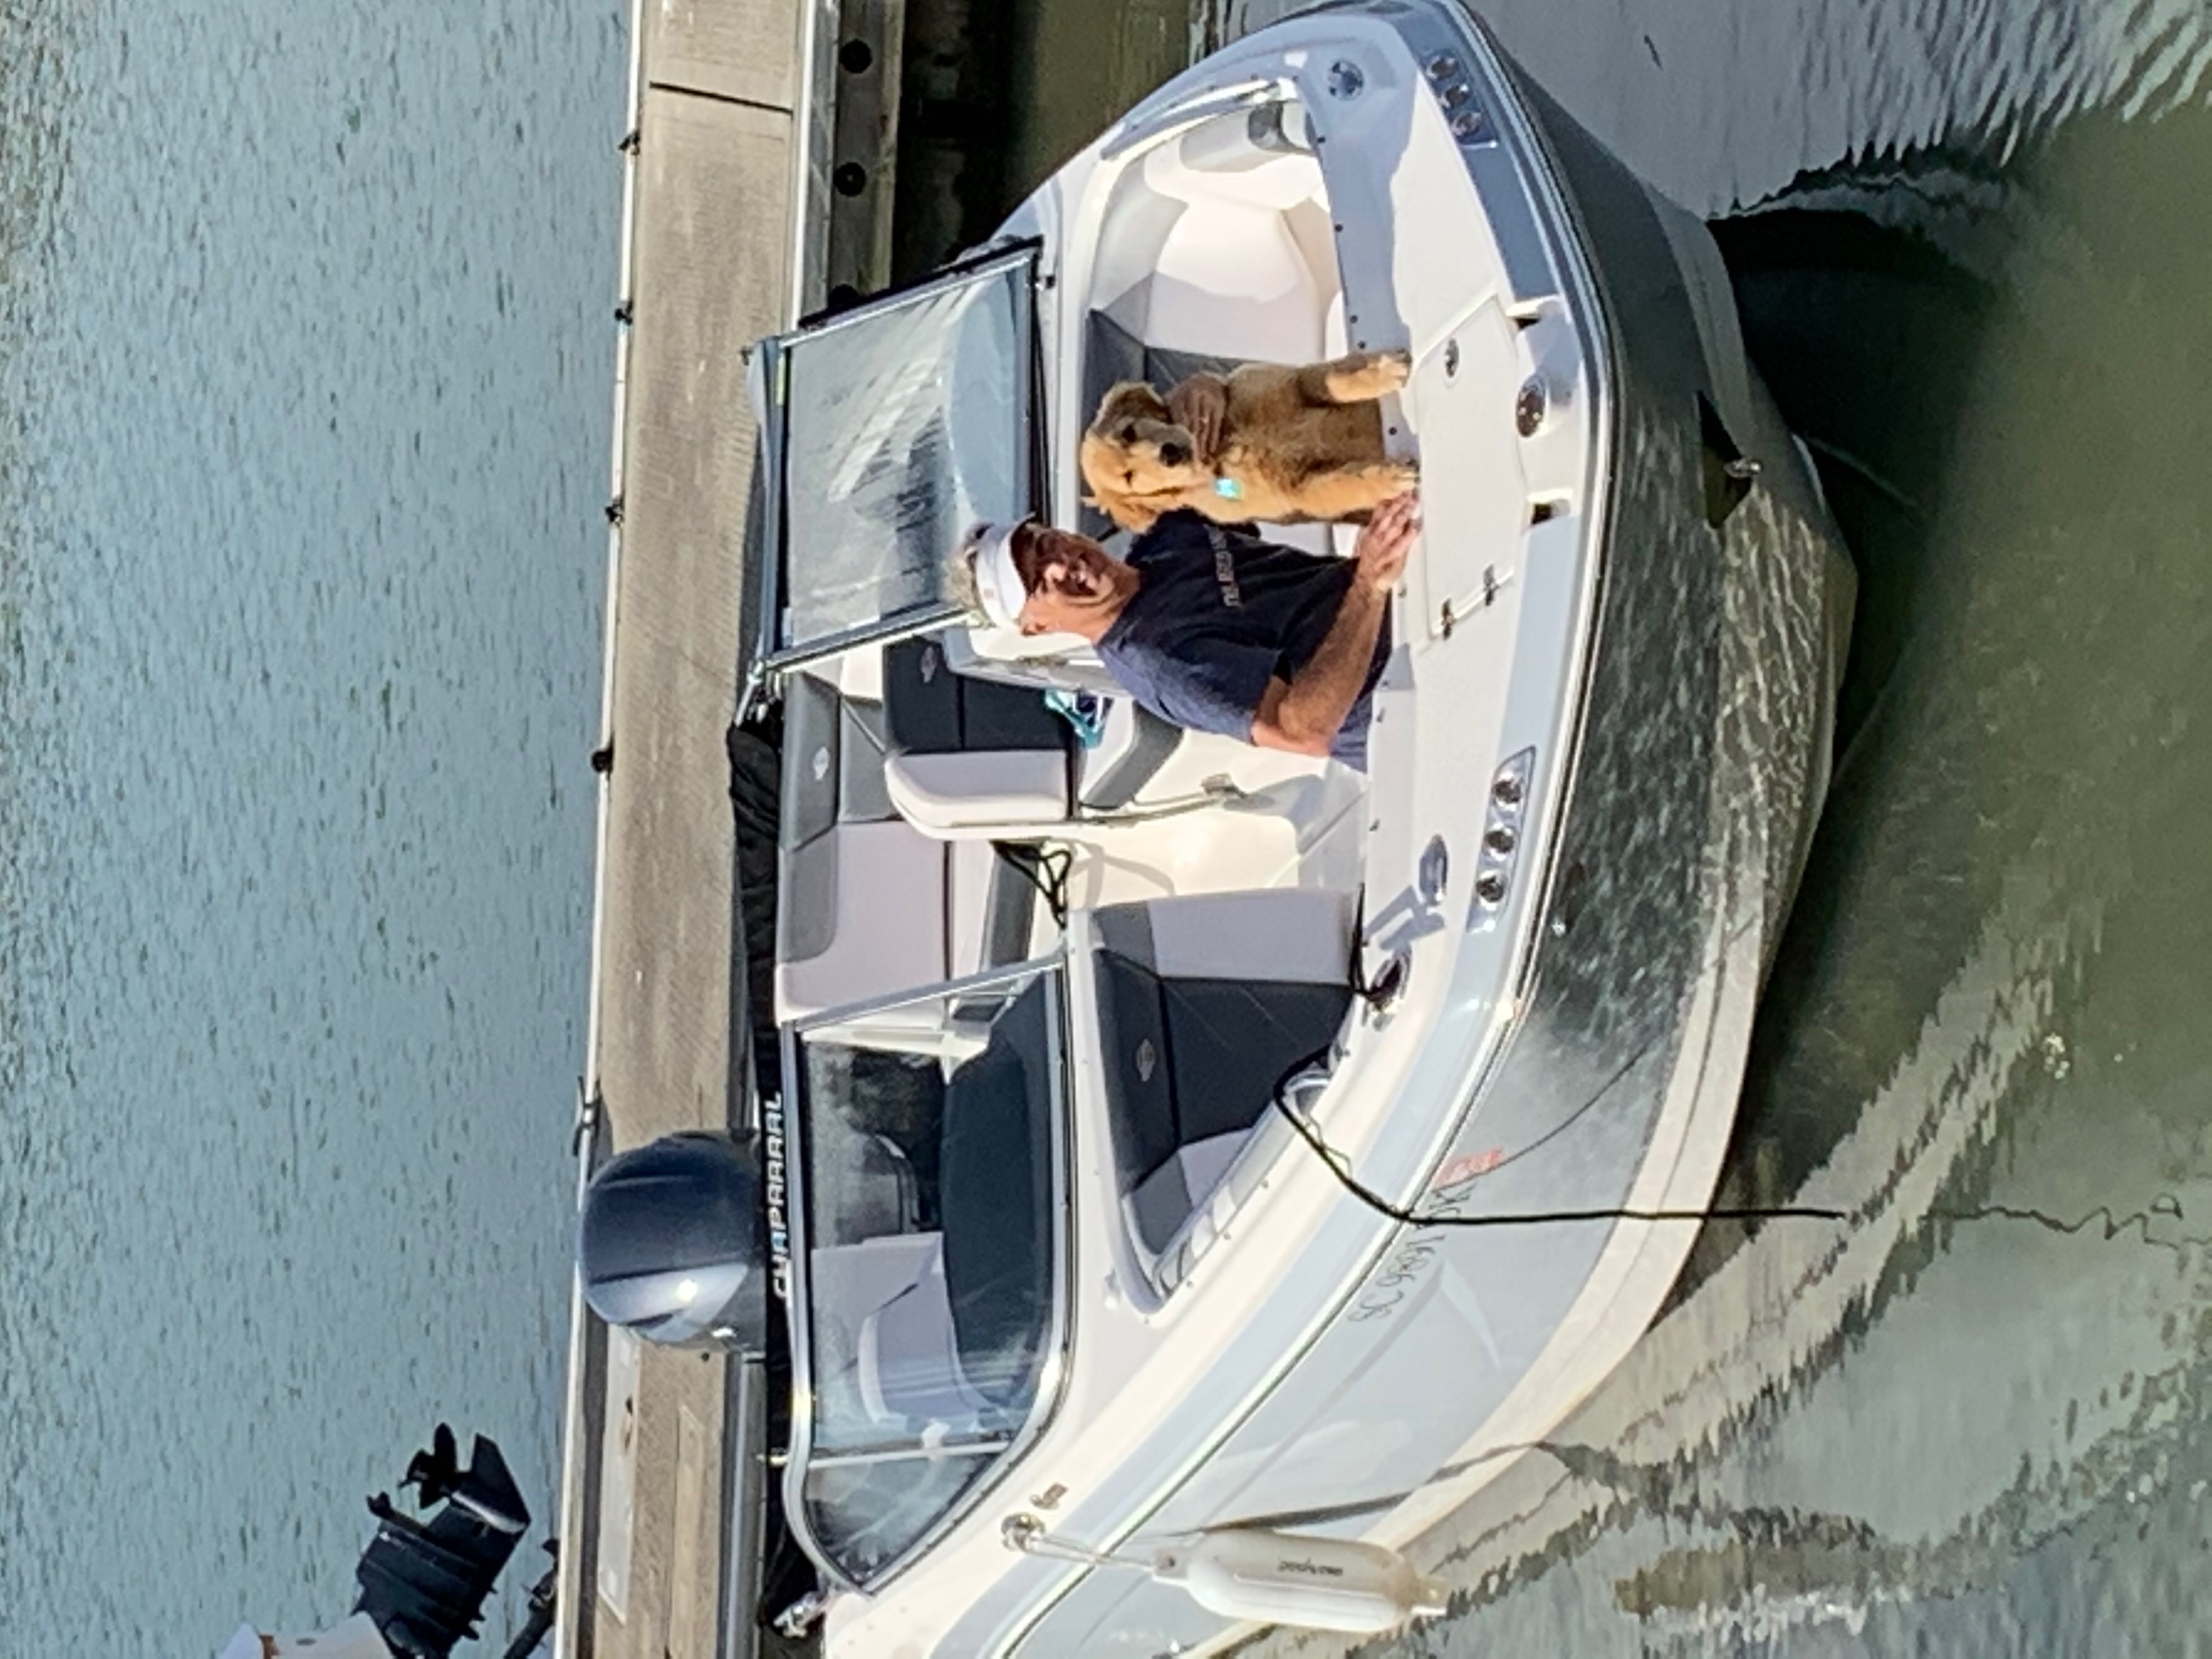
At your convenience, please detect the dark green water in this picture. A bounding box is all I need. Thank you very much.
[1359,129,2212,1654]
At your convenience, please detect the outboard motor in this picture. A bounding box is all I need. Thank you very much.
[577,1130,770,1355]
[353,1426,533,1658]
[217,1427,550,1659]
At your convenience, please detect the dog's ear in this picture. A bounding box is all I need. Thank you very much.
[1107,492,1164,534]
[1076,431,1117,498]
[1084,477,1153,534]
[1087,482,1129,528]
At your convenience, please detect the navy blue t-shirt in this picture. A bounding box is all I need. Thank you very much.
[1094,511,1391,770]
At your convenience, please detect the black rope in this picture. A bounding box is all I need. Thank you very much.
[1798,432,1925,520]
[1267,1048,2188,1239]
[1269,1077,1842,1228]
[995,840,1075,928]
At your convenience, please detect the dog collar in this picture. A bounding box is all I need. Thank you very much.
[1212,478,1243,501]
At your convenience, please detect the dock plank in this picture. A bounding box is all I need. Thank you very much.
[646,0,808,112]
[596,87,791,1159]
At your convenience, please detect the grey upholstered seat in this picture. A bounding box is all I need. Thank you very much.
[1089,890,1358,1255]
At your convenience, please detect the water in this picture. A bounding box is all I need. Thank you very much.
[1204,1,2212,1652]
[0,3,621,1651]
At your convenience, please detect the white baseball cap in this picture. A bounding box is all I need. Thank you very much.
[965,520,1032,630]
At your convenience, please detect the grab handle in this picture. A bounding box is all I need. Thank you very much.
[1101,76,1293,161]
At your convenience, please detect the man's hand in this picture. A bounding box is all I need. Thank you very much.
[1166,373,1230,467]
[1353,493,1419,594]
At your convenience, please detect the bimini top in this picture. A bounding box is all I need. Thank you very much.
[748,244,1044,674]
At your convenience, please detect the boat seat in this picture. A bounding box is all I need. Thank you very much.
[882,635,1078,832]
[1140,131,1330,366]
[810,1232,942,1323]
[808,1232,945,1428]
[842,1133,923,1239]
[854,1241,995,1431]
[881,635,1186,833]
[939,616,1122,696]
[1091,890,1357,1255]
[775,670,1039,1023]
[808,1232,941,1368]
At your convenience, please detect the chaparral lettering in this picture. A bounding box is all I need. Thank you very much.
[763,1100,791,1302]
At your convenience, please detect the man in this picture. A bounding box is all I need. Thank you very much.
[962,490,1417,770]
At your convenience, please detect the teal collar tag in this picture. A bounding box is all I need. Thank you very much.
[1212,477,1243,500]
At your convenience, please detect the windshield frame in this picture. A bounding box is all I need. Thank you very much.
[749,241,1045,679]
[777,955,1075,1592]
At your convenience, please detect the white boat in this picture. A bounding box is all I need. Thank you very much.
[589,2,1855,1652]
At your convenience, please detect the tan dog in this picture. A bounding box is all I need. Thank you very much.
[1079,349,1416,533]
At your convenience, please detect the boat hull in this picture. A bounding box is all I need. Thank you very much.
[797,4,1855,1651]
[976,26,1855,1659]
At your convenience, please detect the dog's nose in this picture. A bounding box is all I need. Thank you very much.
[1161,441,1189,466]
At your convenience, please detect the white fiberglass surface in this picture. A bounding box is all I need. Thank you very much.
[791,964,1065,1584]
[1088,106,1343,367]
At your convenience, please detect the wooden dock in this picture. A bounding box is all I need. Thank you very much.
[551,1,824,1654]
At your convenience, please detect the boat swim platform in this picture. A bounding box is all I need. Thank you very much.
[554,2,1218,1655]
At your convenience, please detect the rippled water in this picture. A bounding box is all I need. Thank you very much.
[1214,0,2212,1653]
[0,4,619,1651]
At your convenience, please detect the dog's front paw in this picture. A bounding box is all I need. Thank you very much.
[1356,459,1419,494]
[1319,350,1415,404]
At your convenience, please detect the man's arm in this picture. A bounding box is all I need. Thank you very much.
[1249,495,1418,757]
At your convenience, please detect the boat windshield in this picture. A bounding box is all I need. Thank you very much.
[755,246,1037,669]
[785,963,1065,1585]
